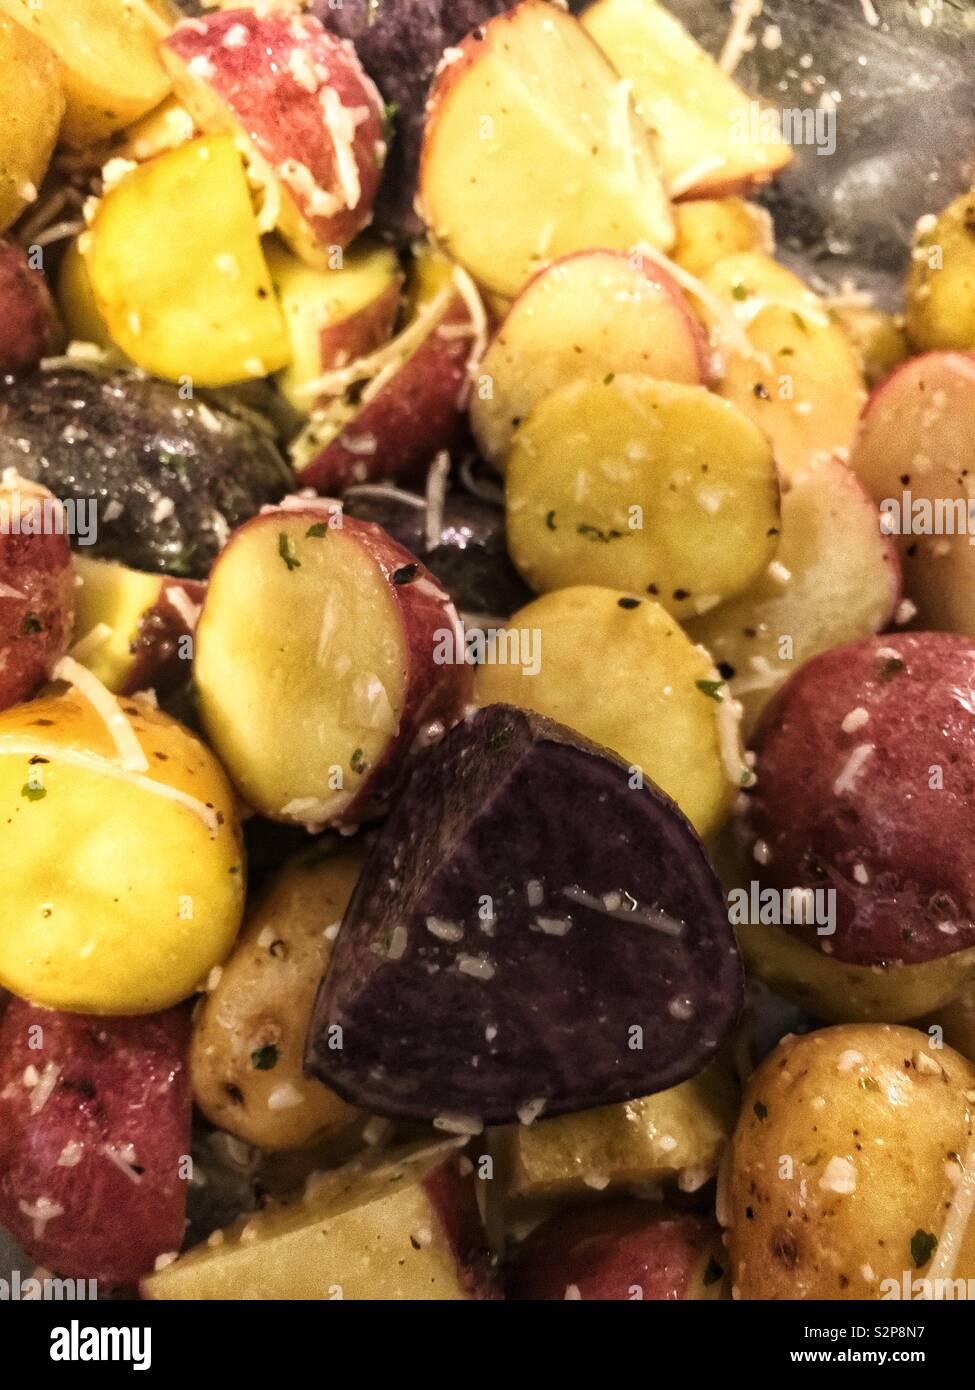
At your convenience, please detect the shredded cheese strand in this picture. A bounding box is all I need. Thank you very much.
[53,657,150,773]
[719,0,764,75]
[928,1138,975,1289]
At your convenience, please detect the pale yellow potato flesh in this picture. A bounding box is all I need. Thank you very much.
[672,198,773,278]
[581,0,792,197]
[474,585,744,837]
[419,0,673,299]
[727,1025,975,1299]
[0,13,64,232]
[191,847,363,1151]
[86,135,290,387]
[906,191,975,352]
[71,555,165,692]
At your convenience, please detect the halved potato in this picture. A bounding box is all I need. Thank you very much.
[0,0,172,147]
[906,192,975,352]
[419,0,673,299]
[505,376,780,623]
[85,135,290,386]
[0,13,64,233]
[56,238,118,354]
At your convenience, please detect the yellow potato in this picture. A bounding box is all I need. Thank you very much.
[672,198,773,278]
[0,685,244,1014]
[0,0,171,148]
[504,377,780,623]
[191,846,363,1151]
[726,1025,975,1299]
[906,192,975,352]
[57,239,117,354]
[474,585,747,837]
[86,135,289,387]
[831,300,908,388]
[0,13,64,233]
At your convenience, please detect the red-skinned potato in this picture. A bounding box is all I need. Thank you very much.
[293,264,482,493]
[0,997,191,1287]
[471,249,710,471]
[0,476,75,710]
[0,239,63,373]
[162,8,385,264]
[850,351,975,634]
[511,1202,726,1300]
[744,633,975,968]
[194,502,472,827]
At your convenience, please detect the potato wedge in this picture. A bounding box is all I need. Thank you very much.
[0,13,64,233]
[419,0,673,298]
[474,586,747,836]
[582,0,792,198]
[504,377,780,622]
[0,0,171,148]
[191,846,363,1151]
[85,135,290,387]
[726,1025,975,1299]
[906,192,975,353]
[0,680,244,1014]
[688,455,900,739]
[672,198,773,278]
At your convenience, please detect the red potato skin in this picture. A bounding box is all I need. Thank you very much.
[0,487,75,710]
[296,294,475,494]
[745,633,975,967]
[0,999,191,1287]
[316,276,401,377]
[510,1202,719,1301]
[121,576,206,697]
[422,1156,501,1299]
[163,9,385,252]
[0,238,63,373]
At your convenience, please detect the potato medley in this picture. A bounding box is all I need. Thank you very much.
[0,0,972,1309]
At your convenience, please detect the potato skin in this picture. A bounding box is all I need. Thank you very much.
[191,846,362,1151]
[726,1025,975,1299]
[745,633,975,967]
[0,238,62,372]
[0,481,75,710]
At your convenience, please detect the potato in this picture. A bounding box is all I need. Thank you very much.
[726,1025,975,1299]
[475,586,747,837]
[512,1202,726,1301]
[504,377,780,623]
[419,0,673,299]
[699,252,866,481]
[191,846,363,1151]
[581,0,791,198]
[470,249,710,472]
[0,0,171,148]
[672,198,773,278]
[0,680,244,1013]
[85,135,290,387]
[56,239,117,355]
[832,300,908,388]
[0,238,62,373]
[850,351,975,634]
[498,1060,737,1204]
[906,192,975,353]
[142,1139,498,1300]
[0,13,63,233]
[0,477,75,710]
[744,633,975,970]
[687,454,900,740]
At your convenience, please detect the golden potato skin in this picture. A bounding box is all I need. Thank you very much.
[906,192,975,353]
[191,845,363,1150]
[726,1025,975,1299]
[0,13,64,232]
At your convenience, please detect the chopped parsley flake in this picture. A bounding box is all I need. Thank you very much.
[696,679,725,701]
[910,1229,937,1269]
[278,533,301,571]
[21,783,46,801]
[306,523,328,539]
[250,1044,278,1071]
[753,1100,768,1121]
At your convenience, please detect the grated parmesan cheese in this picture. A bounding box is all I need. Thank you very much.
[53,657,149,773]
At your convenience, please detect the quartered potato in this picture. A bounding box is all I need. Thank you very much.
[0,13,64,233]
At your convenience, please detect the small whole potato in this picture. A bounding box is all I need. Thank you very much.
[191,845,363,1151]
[725,1024,975,1300]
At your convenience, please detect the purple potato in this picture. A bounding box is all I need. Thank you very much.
[311,0,511,242]
[305,703,743,1125]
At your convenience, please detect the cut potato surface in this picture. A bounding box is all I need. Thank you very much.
[470,250,709,471]
[419,0,673,298]
[194,506,471,827]
[86,135,290,387]
[688,455,900,739]
[505,377,780,623]
[0,688,244,1013]
[474,586,746,836]
[672,197,773,278]
[582,0,791,198]
[0,0,171,147]
[700,252,866,480]
[0,13,64,233]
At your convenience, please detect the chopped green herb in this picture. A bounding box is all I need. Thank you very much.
[603,371,615,385]
[381,100,400,145]
[911,1229,937,1269]
[696,679,725,702]
[618,597,640,610]
[577,523,623,543]
[250,1044,278,1071]
[753,1100,768,1121]
[545,510,557,531]
[732,283,749,301]
[791,310,811,336]
[21,783,46,801]
[858,1075,880,1092]
[350,747,365,772]
[392,564,419,586]
[20,614,42,635]
[306,522,328,539]
[278,533,301,571]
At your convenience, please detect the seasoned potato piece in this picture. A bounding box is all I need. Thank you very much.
[726,1025,975,1299]
[0,681,244,1014]
[906,193,975,352]
[505,377,780,622]
[672,199,773,278]
[474,586,747,836]
[831,300,909,388]
[700,253,866,481]
[191,846,363,1151]
[57,239,118,355]
[498,1061,737,1203]
[0,0,172,148]
[0,14,63,233]
[86,135,289,387]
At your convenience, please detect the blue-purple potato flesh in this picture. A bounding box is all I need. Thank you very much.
[305,703,743,1125]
